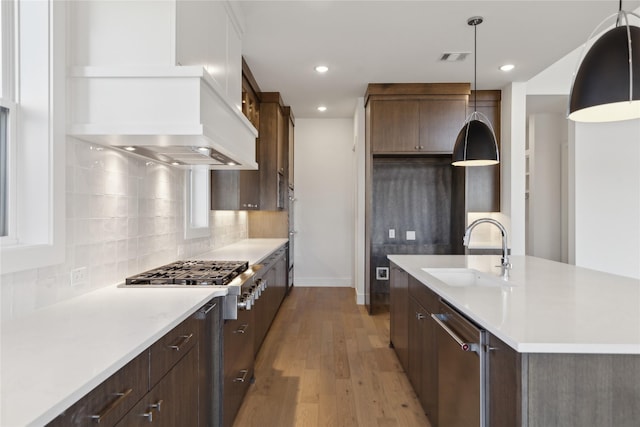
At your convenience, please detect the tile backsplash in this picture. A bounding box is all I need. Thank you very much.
[0,138,247,320]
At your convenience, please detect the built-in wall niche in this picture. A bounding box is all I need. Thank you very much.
[525,95,569,263]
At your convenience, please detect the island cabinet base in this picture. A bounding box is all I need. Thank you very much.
[524,353,640,427]
[488,333,640,427]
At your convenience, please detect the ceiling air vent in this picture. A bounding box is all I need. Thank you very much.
[440,52,470,62]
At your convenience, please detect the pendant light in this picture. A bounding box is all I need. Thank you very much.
[452,16,499,167]
[568,1,640,122]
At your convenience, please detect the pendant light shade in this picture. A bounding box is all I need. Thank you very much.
[452,16,500,167]
[569,11,640,122]
[452,116,499,166]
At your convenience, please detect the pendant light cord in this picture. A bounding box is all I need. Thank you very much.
[617,0,622,25]
[474,21,477,111]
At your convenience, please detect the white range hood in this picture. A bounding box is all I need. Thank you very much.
[67,66,258,169]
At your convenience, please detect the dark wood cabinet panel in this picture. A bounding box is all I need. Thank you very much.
[223,307,254,427]
[47,352,149,427]
[149,315,198,388]
[390,264,409,371]
[418,98,467,154]
[371,100,420,153]
[257,93,287,211]
[116,346,199,427]
[285,107,295,189]
[487,332,521,427]
[210,169,260,210]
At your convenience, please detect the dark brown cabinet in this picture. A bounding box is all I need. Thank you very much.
[389,263,409,371]
[408,276,439,424]
[367,85,468,155]
[48,312,206,427]
[257,92,288,210]
[116,346,199,426]
[47,352,149,427]
[223,306,254,427]
[487,332,521,427]
[285,106,295,189]
[211,71,293,212]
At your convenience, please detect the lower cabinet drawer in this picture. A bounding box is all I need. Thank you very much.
[149,315,198,388]
[223,309,254,427]
[116,345,199,427]
[46,351,149,427]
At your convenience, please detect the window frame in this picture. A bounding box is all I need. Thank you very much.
[0,0,65,273]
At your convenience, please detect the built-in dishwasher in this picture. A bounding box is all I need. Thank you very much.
[431,300,487,427]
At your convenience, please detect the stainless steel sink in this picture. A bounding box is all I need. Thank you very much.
[421,268,513,287]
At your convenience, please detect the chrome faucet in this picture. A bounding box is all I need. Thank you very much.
[463,218,512,278]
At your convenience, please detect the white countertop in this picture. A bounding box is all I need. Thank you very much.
[388,255,640,355]
[0,238,287,427]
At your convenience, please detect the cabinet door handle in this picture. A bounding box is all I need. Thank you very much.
[168,333,193,351]
[202,302,217,315]
[234,369,249,383]
[90,388,133,423]
[149,400,163,412]
[234,323,249,334]
[140,400,163,422]
[431,314,479,353]
[416,312,426,320]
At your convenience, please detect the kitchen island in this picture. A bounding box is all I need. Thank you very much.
[0,238,287,427]
[389,254,640,427]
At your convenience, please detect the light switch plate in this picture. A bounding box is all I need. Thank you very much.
[389,229,396,239]
[406,231,416,240]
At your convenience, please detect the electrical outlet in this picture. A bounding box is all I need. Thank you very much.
[406,231,416,240]
[70,267,88,287]
[376,267,389,280]
[389,229,396,239]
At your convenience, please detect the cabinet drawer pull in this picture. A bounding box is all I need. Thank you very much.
[149,400,163,412]
[201,302,217,315]
[140,411,153,422]
[168,333,193,351]
[90,388,133,423]
[140,400,164,422]
[234,323,249,334]
[234,369,249,383]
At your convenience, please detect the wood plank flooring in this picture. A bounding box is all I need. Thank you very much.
[233,287,432,427]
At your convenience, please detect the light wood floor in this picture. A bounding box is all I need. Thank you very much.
[233,287,432,427]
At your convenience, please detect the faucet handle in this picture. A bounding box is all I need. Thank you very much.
[462,234,471,246]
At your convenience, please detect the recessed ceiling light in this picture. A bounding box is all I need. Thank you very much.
[124,146,136,151]
[500,64,515,72]
[197,147,209,152]
[317,106,327,112]
[171,162,180,166]
[314,65,329,73]
[227,161,237,166]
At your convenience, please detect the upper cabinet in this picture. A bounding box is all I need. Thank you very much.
[67,0,257,168]
[366,84,469,155]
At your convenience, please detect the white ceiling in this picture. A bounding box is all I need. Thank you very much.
[239,0,640,118]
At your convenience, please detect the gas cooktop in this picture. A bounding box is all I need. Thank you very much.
[125,260,249,286]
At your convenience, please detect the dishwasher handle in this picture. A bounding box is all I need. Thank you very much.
[431,313,479,353]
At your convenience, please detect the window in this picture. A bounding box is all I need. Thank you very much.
[184,166,211,239]
[1,0,15,239]
[0,106,8,237]
[0,0,65,273]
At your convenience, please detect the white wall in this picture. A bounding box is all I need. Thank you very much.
[294,118,355,287]
[501,83,528,255]
[574,120,640,279]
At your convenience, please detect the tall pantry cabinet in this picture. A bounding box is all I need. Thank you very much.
[365,84,501,313]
